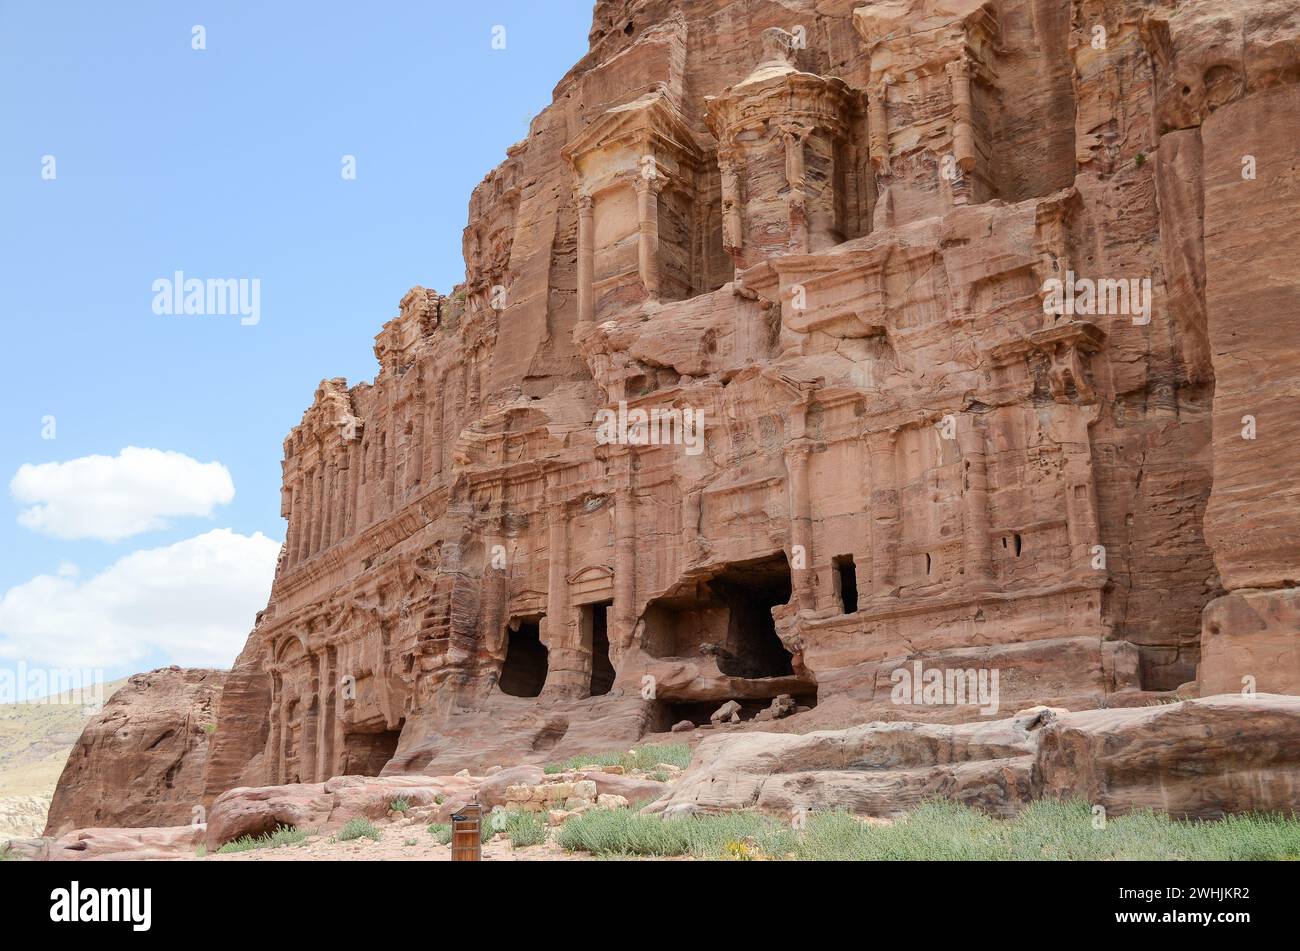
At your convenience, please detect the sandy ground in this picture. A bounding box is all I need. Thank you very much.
[200,816,616,862]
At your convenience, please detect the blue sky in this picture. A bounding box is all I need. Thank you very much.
[0,1,592,687]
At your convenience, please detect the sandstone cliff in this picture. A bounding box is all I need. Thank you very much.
[47,0,1300,823]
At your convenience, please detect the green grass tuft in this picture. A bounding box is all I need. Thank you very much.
[389,797,410,813]
[216,824,309,854]
[543,743,692,775]
[427,823,453,845]
[336,818,382,842]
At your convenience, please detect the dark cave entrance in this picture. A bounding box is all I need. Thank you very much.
[499,616,548,697]
[643,552,795,679]
[582,600,616,697]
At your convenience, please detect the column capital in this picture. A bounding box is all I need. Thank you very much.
[632,170,667,196]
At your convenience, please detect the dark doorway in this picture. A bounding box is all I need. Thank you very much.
[500,617,548,697]
[641,552,795,679]
[833,554,858,614]
[584,601,615,696]
[707,554,795,678]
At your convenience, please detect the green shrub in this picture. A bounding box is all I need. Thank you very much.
[557,808,777,858]
[336,818,381,842]
[427,823,453,845]
[216,824,309,854]
[503,810,548,849]
[389,797,410,813]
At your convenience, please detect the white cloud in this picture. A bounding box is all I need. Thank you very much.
[0,529,280,669]
[10,447,236,542]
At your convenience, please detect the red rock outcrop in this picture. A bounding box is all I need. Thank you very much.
[188,0,1300,802]
[43,668,224,836]
[30,1,1292,836]
[1034,694,1300,818]
[645,694,1300,820]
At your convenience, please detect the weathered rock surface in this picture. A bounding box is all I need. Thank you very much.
[45,0,1300,829]
[644,707,1050,818]
[8,824,206,862]
[644,696,1300,820]
[44,668,225,836]
[1034,694,1300,818]
[204,774,477,851]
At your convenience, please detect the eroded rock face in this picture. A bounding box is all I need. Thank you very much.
[130,0,1300,807]
[44,668,225,836]
[1034,694,1300,818]
[204,774,477,851]
[645,696,1300,820]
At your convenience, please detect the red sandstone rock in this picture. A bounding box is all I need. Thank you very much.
[643,707,1051,819]
[196,0,1300,794]
[10,824,206,862]
[204,774,477,851]
[1034,694,1300,819]
[45,0,1300,827]
[44,668,225,837]
[644,696,1300,820]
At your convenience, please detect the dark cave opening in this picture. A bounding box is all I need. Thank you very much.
[499,617,549,698]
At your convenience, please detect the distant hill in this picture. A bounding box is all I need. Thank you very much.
[0,678,127,838]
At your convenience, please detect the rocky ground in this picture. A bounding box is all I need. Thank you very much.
[7,694,1300,862]
[204,827,599,862]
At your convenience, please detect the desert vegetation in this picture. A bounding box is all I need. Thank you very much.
[557,800,1300,861]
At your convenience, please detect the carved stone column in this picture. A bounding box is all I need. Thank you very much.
[287,475,303,567]
[576,192,595,325]
[780,123,811,253]
[306,465,322,556]
[408,386,426,495]
[946,57,976,205]
[957,416,994,588]
[868,429,900,595]
[719,148,743,256]
[633,173,662,301]
[1058,406,1103,576]
[274,674,288,783]
[302,654,320,783]
[544,494,569,651]
[613,478,637,655]
[268,673,283,785]
[947,58,976,173]
[428,372,445,479]
[321,457,337,549]
[784,440,816,611]
[543,493,582,696]
[869,82,892,177]
[345,438,361,537]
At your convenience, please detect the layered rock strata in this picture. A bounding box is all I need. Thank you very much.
[44,0,1300,828]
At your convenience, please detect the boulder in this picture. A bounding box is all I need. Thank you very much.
[1034,694,1300,818]
[44,668,225,836]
